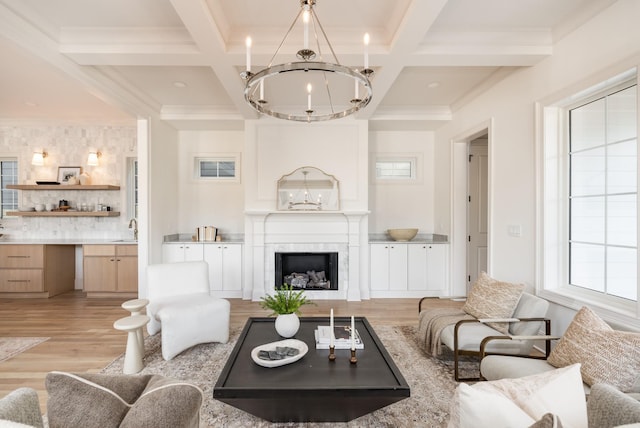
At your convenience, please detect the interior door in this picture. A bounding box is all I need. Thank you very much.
[467,139,488,289]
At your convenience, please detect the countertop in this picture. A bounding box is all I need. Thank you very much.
[0,239,138,245]
[163,233,244,244]
[369,233,448,244]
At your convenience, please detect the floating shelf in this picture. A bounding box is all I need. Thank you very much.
[6,211,120,218]
[7,184,120,190]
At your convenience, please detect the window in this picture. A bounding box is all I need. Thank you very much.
[538,68,639,321]
[194,155,240,181]
[0,159,18,218]
[569,86,637,301]
[375,158,416,180]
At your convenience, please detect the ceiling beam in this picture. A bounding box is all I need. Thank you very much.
[357,0,451,120]
[169,0,258,120]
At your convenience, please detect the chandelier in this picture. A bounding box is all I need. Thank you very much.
[241,0,373,122]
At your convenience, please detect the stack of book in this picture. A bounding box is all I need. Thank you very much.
[314,325,364,349]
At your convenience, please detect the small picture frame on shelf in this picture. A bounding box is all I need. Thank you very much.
[57,166,82,184]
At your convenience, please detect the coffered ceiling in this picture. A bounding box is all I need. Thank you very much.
[0,0,616,130]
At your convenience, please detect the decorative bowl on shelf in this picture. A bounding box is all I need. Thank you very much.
[387,228,419,241]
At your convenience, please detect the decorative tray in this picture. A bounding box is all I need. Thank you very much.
[250,339,308,368]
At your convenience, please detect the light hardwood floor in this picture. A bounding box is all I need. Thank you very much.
[0,291,461,412]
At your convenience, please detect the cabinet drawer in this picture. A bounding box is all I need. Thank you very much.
[0,269,44,292]
[116,245,137,257]
[0,245,44,268]
[83,245,115,257]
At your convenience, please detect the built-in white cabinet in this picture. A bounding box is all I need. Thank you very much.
[370,243,408,291]
[203,244,242,292]
[370,242,449,296]
[161,242,203,263]
[162,242,242,297]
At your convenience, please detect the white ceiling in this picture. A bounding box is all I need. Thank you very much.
[0,0,617,130]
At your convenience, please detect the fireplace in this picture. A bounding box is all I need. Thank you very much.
[275,252,339,290]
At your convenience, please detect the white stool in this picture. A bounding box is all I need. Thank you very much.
[114,315,150,374]
[122,298,149,356]
[122,298,149,316]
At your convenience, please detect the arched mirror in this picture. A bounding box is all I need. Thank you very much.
[276,166,340,211]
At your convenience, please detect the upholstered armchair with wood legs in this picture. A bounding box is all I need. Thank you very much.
[419,291,552,381]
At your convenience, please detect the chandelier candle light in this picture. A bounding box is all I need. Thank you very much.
[350,315,357,364]
[328,308,336,361]
[241,0,373,122]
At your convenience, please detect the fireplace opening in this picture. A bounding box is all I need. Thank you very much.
[275,252,338,290]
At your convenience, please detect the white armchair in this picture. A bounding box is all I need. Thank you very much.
[146,261,230,360]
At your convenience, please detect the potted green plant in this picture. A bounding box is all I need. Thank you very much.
[260,283,314,337]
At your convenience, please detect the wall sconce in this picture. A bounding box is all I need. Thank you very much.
[31,151,47,166]
[87,151,102,166]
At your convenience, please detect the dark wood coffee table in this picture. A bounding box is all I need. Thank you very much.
[213,317,410,423]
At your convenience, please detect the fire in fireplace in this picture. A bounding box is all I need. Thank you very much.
[275,252,338,290]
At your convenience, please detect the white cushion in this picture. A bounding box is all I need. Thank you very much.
[456,383,535,428]
[449,364,587,428]
[481,355,557,380]
[441,323,530,355]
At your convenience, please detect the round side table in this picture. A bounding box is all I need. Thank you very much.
[113,315,150,374]
[122,298,149,356]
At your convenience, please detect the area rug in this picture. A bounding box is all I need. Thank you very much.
[102,325,478,427]
[0,337,49,363]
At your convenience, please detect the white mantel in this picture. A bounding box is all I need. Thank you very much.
[244,210,369,301]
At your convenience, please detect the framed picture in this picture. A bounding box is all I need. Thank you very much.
[57,166,82,184]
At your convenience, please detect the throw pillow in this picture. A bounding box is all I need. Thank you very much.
[462,271,525,333]
[456,383,535,428]
[448,364,587,428]
[45,371,152,428]
[0,388,44,428]
[120,376,202,428]
[547,306,640,392]
[528,413,564,428]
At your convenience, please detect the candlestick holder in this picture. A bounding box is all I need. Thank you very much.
[350,348,358,364]
[328,345,336,361]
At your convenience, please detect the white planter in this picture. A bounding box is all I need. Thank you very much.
[274,313,300,338]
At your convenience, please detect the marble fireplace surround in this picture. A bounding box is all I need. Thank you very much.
[244,211,369,301]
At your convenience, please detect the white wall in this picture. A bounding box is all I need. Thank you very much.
[147,117,179,264]
[244,119,369,212]
[434,0,640,327]
[177,130,245,238]
[368,130,435,234]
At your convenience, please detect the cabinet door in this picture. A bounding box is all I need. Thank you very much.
[370,244,390,290]
[222,244,242,291]
[116,256,138,292]
[203,245,223,291]
[84,256,117,292]
[162,244,184,263]
[183,244,204,261]
[426,244,448,291]
[408,244,428,290]
[162,243,203,262]
[388,244,408,290]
